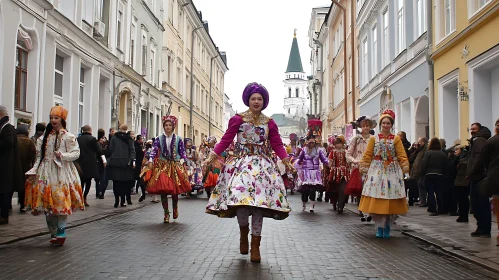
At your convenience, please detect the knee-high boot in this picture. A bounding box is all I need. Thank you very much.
[250,234,261,263]
[239,225,249,254]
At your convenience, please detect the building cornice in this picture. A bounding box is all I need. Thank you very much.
[140,0,165,32]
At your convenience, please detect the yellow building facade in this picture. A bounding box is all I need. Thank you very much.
[432,0,499,142]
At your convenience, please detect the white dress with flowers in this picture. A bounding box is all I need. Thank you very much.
[206,112,291,220]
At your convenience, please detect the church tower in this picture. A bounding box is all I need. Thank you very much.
[283,29,309,120]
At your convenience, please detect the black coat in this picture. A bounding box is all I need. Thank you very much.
[0,119,24,193]
[467,126,491,181]
[77,132,102,179]
[454,149,470,187]
[133,141,144,180]
[483,134,499,195]
[107,131,135,181]
[422,150,448,176]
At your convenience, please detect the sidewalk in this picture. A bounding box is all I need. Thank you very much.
[0,187,149,245]
[344,202,499,273]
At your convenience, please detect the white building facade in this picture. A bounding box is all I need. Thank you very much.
[0,0,165,139]
[223,93,235,130]
[357,0,430,143]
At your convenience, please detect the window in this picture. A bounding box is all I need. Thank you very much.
[372,25,377,77]
[117,2,124,50]
[54,55,64,98]
[82,0,93,24]
[288,87,291,98]
[362,38,368,86]
[469,0,491,17]
[444,0,456,36]
[96,0,104,21]
[396,0,405,54]
[177,67,182,94]
[185,74,189,97]
[130,21,137,68]
[166,56,172,84]
[142,35,147,75]
[78,67,85,130]
[169,0,175,24]
[295,88,299,98]
[416,0,426,37]
[150,49,155,83]
[382,9,389,67]
[205,93,208,114]
[15,44,28,111]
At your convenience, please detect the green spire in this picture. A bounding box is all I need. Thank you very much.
[286,29,304,73]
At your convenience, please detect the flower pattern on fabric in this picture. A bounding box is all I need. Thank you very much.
[25,130,84,216]
[206,121,291,220]
[361,134,407,199]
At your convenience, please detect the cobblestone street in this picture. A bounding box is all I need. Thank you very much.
[0,195,497,280]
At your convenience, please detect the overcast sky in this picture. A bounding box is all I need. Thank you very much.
[194,0,330,116]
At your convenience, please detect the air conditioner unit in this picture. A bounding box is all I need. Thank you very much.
[93,20,106,38]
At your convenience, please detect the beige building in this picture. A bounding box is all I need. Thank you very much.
[162,0,228,145]
[312,0,358,141]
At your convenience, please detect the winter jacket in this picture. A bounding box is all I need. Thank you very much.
[454,149,470,187]
[107,131,135,181]
[0,117,24,193]
[467,126,491,181]
[483,134,499,195]
[410,143,428,179]
[422,150,448,176]
[77,132,103,179]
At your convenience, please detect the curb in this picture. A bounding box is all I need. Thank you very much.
[0,203,149,245]
[342,206,499,274]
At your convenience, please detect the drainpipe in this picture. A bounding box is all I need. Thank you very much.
[209,54,220,136]
[426,0,435,138]
[350,0,356,122]
[112,71,116,128]
[189,25,204,139]
[331,0,348,125]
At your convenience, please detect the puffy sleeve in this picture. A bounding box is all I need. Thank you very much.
[26,137,43,175]
[319,149,329,165]
[177,136,187,160]
[346,137,357,164]
[61,133,80,162]
[213,115,242,155]
[394,135,410,174]
[360,137,375,174]
[268,119,288,160]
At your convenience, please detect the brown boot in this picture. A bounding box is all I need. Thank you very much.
[250,234,261,263]
[239,225,249,254]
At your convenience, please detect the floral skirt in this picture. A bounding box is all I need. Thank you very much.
[206,155,291,220]
[25,161,84,216]
[146,158,191,195]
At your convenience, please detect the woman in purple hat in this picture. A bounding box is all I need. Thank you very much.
[205,82,295,263]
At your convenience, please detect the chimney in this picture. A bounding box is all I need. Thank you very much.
[203,20,209,33]
[220,51,227,67]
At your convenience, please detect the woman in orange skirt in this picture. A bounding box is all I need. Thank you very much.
[146,115,191,223]
[359,109,409,238]
[201,136,221,198]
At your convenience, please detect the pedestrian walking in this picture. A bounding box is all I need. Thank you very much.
[359,109,409,238]
[184,138,203,196]
[145,115,191,223]
[346,116,375,221]
[422,138,448,216]
[483,117,499,245]
[15,124,36,213]
[201,136,220,198]
[24,106,84,245]
[327,135,349,214]
[466,122,491,238]
[295,135,329,213]
[107,124,135,208]
[205,82,294,263]
[77,125,105,206]
[0,106,24,224]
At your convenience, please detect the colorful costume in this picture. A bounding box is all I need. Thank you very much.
[327,135,350,213]
[205,82,294,263]
[146,115,191,223]
[184,138,203,191]
[25,106,83,246]
[359,109,409,238]
[201,136,221,197]
[295,139,329,212]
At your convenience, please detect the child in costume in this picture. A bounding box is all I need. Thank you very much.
[327,135,350,213]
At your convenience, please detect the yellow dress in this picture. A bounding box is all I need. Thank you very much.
[358,134,409,215]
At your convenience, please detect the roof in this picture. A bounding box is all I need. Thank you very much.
[285,32,304,73]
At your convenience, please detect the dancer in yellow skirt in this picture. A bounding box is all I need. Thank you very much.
[359,109,409,238]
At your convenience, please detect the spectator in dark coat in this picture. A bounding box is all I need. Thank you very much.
[466,123,491,237]
[107,124,135,208]
[483,118,499,245]
[95,129,109,199]
[422,138,448,216]
[15,124,36,213]
[0,106,24,224]
[30,123,46,143]
[134,135,146,202]
[453,145,470,222]
[411,137,428,207]
[77,125,105,206]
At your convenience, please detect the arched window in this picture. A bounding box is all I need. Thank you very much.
[295,88,299,97]
[288,87,291,98]
[15,28,33,111]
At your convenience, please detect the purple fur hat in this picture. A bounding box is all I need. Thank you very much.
[242,82,269,111]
